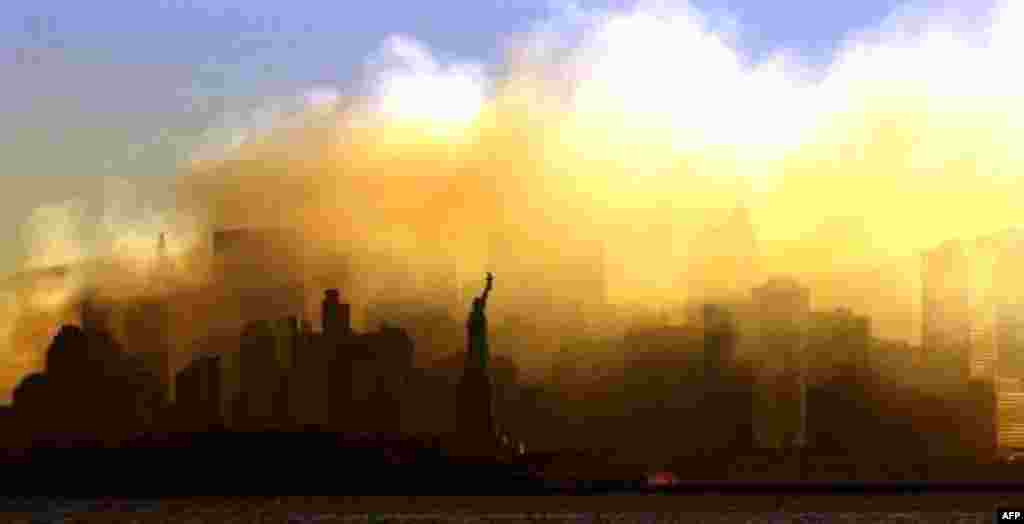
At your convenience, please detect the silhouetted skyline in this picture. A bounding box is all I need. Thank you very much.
[6,0,1024,493]
[3,225,1024,489]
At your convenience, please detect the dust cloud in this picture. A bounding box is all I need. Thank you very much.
[4,0,1023,399]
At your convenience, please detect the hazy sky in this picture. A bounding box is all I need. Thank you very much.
[0,0,1005,277]
[1,0,907,169]
[3,0,1021,398]
[0,0,925,274]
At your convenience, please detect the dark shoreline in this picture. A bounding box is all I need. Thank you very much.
[2,494,1023,515]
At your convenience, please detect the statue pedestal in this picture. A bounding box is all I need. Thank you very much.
[455,366,496,458]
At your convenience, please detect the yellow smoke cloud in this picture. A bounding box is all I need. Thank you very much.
[5,0,1024,399]
[176,0,1024,332]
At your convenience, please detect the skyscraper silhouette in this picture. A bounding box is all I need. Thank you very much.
[703,304,735,385]
[751,278,810,451]
[124,300,172,407]
[213,228,306,327]
[993,235,1024,381]
[701,304,740,457]
[922,240,972,392]
[322,289,351,339]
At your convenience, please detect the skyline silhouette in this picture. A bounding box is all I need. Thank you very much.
[3,226,1024,492]
[6,0,1024,500]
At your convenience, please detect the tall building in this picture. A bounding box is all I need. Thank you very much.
[703,304,736,385]
[325,290,363,433]
[750,278,810,451]
[922,240,972,391]
[701,304,747,455]
[910,229,1024,383]
[123,300,172,404]
[290,291,352,428]
[275,287,419,434]
[997,302,1024,381]
[993,236,1024,381]
[322,289,351,339]
[922,231,1024,452]
[212,228,306,325]
[998,391,1024,451]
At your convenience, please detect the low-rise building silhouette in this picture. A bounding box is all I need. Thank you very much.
[175,354,223,431]
[239,320,283,430]
[967,377,998,462]
[806,309,871,386]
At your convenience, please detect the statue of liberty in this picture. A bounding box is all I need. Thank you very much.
[466,272,494,371]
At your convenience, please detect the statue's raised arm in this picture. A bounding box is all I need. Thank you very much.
[480,272,494,308]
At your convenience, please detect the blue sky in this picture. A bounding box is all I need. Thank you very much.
[3,0,904,150]
[0,0,907,208]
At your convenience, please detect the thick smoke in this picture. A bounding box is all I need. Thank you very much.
[183,0,1024,330]
[4,0,1024,399]
[0,176,205,401]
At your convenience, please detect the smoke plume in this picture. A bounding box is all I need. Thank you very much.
[4,0,1024,399]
